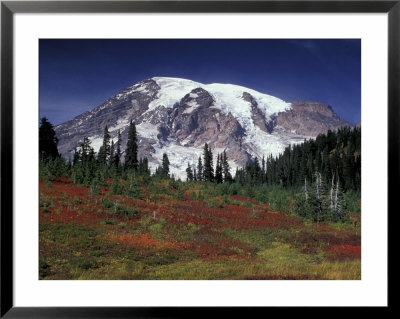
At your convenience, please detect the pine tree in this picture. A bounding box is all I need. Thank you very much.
[125,173,142,198]
[39,117,59,160]
[261,155,266,183]
[215,154,223,183]
[186,162,194,181]
[328,175,346,221]
[72,147,81,165]
[203,143,214,182]
[222,150,232,183]
[313,171,326,222]
[109,140,115,166]
[138,157,150,176]
[110,176,122,195]
[193,168,197,181]
[343,144,355,191]
[252,157,262,184]
[125,121,138,170]
[97,125,111,164]
[329,173,335,212]
[333,179,345,221]
[161,153,170,178]
[113,130,122,167]
[197,157,203,182]
[80,137,94,163]
[71,137,96,185]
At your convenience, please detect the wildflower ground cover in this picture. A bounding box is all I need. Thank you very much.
[39,178,361,280]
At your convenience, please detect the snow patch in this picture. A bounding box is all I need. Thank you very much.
[182,100,199,114]
[136,122,159,140]
[109,118,130,133]
[88,136,103,153]
[149,140,204,180]
[150,77,291,132]
[244,126,309,160]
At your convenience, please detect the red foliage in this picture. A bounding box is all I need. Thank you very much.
[39,178,361,265]
[111,233,164,249]
[327,244,361,260]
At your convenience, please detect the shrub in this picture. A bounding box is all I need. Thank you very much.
[102,197,113,209]
[100,218,118,225]
[90,179,101,195]
[228,183,241,195]
[73,196,82,204]
[176,187,184,200]
[110,178,123,195]
[204,197,223,208]
[109,200,138,218]
[214,183,230,196]
[125,177,142,199]
[169,179,179,190]
[255,185,269,203]
[343,190,361,215]
[39,259,50,278]
[39,198,53,208]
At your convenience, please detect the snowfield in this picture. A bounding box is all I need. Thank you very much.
[150,77,292,131]
[63,77,312,180]
[144,77,301,179]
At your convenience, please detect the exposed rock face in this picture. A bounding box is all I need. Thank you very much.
[243,92,272,134]
[166,88,247,163]
[275,101,351,136]
[54,77,352,179]
[55,79,160,158]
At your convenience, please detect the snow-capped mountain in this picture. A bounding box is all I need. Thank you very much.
[55,77,351,179]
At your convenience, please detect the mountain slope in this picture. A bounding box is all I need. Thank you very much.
[55,77,351,179]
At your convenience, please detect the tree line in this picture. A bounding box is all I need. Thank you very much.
[39,117,360,222]
[185,143,232,183]
[234,126,360,192]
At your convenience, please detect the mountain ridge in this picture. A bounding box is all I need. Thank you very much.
[55,77,352,179]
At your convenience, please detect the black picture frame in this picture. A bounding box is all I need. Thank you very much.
[1,0,395,317]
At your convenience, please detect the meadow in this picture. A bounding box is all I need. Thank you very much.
[39,176,361,280]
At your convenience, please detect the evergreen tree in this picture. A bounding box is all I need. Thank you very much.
[343,144,355,191]
[261,155,266,183]
[328,173,335,213]
[72,146,81,166]
[215,154,223,183]
[39,117,59,160]
[125,173,142,198]
[79,137,94,163]
[250,157,261,184]
[197,157,203,182]
[110,176,123,195]
[97,125,111,164]
[70,137,96,185]
[262,126,360,192]
[109,140,115,166]
[113,130,122,167]
[203,143,214,182]
[125,121,138,170]
[222,150,232,183]
[297,177,312,218]
[328,175,346,221]
[138,157,150,176]
[313,171,326,222]
[186,162,194,181]
[161,153,170,178]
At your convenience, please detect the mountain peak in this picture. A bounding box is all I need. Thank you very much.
[55,77,350,179]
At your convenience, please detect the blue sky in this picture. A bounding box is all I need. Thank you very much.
[39,39,361,125]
